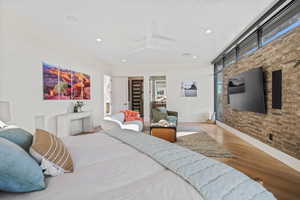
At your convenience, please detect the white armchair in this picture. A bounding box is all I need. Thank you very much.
[103,112,143,132]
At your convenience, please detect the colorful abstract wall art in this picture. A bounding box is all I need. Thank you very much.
[43,62,91,100]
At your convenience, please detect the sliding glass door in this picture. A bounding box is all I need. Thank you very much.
[214,62,224,122]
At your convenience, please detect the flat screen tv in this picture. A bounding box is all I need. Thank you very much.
[228,67,266,114]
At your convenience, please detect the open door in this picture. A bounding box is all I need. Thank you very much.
[111,77,129,113]
[128,77,144,117]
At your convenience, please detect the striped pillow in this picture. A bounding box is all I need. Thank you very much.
[30,129,73,176]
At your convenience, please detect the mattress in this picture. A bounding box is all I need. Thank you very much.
[0,132,202,200]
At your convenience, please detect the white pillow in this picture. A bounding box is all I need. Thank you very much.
[0,121,7,129]
[110,112,125,122]
[102,119,122,131]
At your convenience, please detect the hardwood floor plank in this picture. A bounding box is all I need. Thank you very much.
[193,123,300,200]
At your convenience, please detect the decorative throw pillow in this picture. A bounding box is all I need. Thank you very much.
[156,107,167,113]
[0,138,45,192]
[152,109,168,122]
[166,116,178,124]
[30,129,74,176]
[0,128,33,152]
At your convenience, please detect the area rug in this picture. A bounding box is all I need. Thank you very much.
[176,131,234,158]
[144,125,234,158]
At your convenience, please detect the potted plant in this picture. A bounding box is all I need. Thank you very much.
[74,101,85,113]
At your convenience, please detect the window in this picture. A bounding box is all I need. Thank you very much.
[238,32,258,59]
[212,0,300,121]
[214,62,224,122]
[262,1,300,46]
[215,59,223,72]
[212,1,300,65]
[224,49,236,67]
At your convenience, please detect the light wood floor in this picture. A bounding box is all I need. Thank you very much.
[191,123,300,200]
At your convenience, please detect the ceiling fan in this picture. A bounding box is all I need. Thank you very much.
[128,20,178,55]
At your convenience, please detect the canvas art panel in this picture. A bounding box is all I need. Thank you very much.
[181,81,198,97]
[71,72,91,100]
[43,62,91,100]
[82,73,91,100]
[59,69,72,100]
[43,63,60,100]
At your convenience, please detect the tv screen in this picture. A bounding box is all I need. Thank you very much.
[228,67,266,114]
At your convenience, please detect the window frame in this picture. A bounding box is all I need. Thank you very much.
[237,32,259,59]
[211,0,300,66]
[224,48,236,67]
[261,1,300,46]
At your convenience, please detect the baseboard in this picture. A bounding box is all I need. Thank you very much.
[216,121,300,172]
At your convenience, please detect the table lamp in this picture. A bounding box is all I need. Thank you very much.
[0,101,11,128]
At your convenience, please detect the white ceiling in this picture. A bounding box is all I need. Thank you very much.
[2,0,276,66]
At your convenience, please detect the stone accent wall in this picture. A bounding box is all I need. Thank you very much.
[223,26,300,160]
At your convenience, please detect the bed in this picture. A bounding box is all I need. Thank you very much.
[0,129,276,200]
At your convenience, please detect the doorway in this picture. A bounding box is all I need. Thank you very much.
[128,77,144,117]
[149,76,167,120]
[103,75,112,116]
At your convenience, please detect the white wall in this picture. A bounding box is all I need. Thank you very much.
[0,2,213,129]
[167,69,214,122]
[111,64,214,123]
[0,4,111,133]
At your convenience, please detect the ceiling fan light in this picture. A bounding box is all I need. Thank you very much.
[205,29,212,34]
[96,38,103,42]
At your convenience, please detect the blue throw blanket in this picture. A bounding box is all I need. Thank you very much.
[105,128,276,200]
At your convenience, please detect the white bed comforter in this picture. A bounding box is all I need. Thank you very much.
[1,132,202,200]
[105,129,276,200]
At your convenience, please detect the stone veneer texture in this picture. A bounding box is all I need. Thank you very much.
[223,26,300,160]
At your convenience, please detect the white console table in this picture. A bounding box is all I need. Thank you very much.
[57,111,93,138]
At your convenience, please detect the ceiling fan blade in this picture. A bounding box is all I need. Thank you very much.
[128,19,178,55]
[127,47,146,56]
[134,36,147,42]
[152,34,176,42]
[145,20,155,39]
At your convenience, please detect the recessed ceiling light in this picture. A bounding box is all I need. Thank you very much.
[205,29,212,34]
[121,59,127,63]
[193,55,198,59]
[96,38,103,42]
